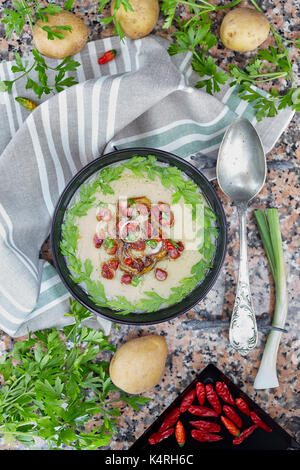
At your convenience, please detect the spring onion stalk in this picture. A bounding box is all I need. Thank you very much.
[253,209,288,389]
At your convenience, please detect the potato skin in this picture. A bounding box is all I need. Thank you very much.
[220,7,270,53]
[111,0,159,39]
[109,335,168,394]
[33,11,88,59]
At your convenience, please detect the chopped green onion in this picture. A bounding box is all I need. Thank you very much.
[127,198,136,206]
[103,238,114,249]
[146,239,158,249]
[170,239,180,249]
[253,208,288,390]
[131,276,140,287]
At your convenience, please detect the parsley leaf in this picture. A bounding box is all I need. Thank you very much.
[0,299,150,449]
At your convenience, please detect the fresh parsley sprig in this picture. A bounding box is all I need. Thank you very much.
[2,0,74,40]
[1,0,80,99]
[100,0,298,120]
[0,298,150,449]
[0,49,80,98]
[228,13,300,119]
[98,0,134,40]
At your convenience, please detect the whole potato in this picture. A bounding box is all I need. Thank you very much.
[109,335,168,394]
[33,11,88,59]
[220,7,270,52]
[111,0,159,39]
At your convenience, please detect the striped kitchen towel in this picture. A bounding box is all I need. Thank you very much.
[0,35,294,337]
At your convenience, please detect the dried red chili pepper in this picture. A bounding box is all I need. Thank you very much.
[205,384,221,415]
[235,397,250,416]
[98,49,117,65]
[179,388,196,413]
[215,381,235,405]
[196,382,205,405]
[148,427,174,445]
[250,412,272,432]
[232,425,257,445]
[188,406,219,418]
[191,430,223,442]
[175,421,185,447]
[189,420,221,433]
[223,405,242,428]
[220,416,240,437]
[159,407,181,432]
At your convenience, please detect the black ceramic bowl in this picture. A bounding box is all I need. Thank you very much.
[51,148,227,325]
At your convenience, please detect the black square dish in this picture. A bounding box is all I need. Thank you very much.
[130,364,299,451]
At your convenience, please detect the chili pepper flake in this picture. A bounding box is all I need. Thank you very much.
[98,49,117,65]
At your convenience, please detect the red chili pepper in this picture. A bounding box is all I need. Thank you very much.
[148,427,174,445]
[188,406,219,418]
[169,248,180,259]
[159,407,181,432]
[215,381,235,405]
[107,258,119,271]
[235,397,250,416]
[191,430,223,442]
[196,382,205,405]
[250,412,272,432]
[93,234,103,248]
[220,416,240,437]
[223,405,242,428]
[232,425,257,445]
[177,241,184,252]
[131,240,146,251]
[205,384,221,415]
[155,268,168,281]
[98,49,117,65]
[101,262,114,279]
[175,421,185,447]
[165,239,175,251]
[121,273,132,285]
[189,420,221,433]
[179,388,196,413]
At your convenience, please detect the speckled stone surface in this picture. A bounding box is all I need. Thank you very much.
[0,0,299,450]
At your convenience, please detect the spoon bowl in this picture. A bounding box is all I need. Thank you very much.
[217,118,266,204]
[217,118,266,356]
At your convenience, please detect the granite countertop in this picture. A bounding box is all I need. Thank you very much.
[0,0,299,450]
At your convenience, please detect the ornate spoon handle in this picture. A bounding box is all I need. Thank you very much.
[229,205,258,356]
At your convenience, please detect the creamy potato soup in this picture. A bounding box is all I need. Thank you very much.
[61,156,218,314]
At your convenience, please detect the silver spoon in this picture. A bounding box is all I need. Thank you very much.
[217,118,266,356]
